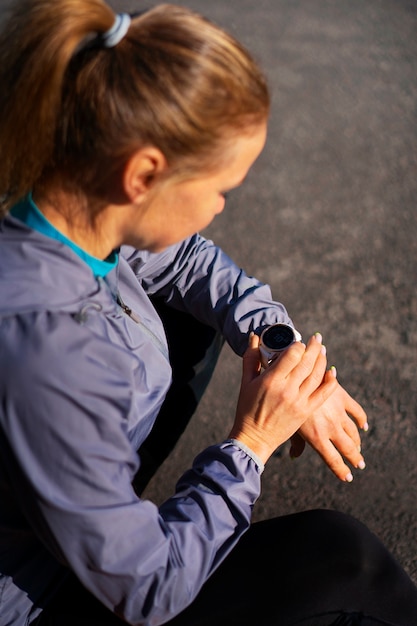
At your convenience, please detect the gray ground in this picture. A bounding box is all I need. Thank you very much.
[3,0,416,586]
[138,0,417,583]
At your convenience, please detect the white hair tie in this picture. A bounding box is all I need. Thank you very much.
[102,13,131,48]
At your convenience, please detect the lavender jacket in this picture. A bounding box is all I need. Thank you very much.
[0,202,292,625]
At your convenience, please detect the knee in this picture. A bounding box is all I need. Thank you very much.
[311,509,392,582]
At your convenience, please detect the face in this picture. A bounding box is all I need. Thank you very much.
[131,124,267,252]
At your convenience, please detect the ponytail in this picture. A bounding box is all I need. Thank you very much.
[0,0,115,212]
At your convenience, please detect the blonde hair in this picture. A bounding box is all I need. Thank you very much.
[0,0,270,213]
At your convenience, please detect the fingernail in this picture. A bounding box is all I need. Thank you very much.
[314,332,323,343]
[345,472,354,483]
[330,365,337,378]
[249,331,255,338]
[363,422,369,432]
[358,459,366,470]
[321,345,327,356]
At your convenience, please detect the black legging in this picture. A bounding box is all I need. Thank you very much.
[166,510,417,626]
[34,509,417,625]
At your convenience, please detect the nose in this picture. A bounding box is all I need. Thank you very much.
[216,196,226,214]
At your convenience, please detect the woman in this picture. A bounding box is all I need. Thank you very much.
[0,1,416,625]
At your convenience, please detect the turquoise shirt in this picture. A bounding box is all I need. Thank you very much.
[10,194,118,277]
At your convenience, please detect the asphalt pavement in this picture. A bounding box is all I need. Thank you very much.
[134,0,417,584]
[2,0,416,586]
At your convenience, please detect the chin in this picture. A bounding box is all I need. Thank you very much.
[147,242,171,253]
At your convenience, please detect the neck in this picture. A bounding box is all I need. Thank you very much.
[32,188,118,260]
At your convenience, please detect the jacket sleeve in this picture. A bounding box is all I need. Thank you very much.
[1,314,262,626]
[121,235,295,356]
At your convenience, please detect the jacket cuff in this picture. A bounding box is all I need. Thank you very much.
[224,438,265,474]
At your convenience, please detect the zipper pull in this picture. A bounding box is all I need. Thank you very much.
[116,293,141,324]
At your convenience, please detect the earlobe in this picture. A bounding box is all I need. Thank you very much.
[123,147,168,203]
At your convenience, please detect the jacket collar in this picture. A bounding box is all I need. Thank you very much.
[0,211,118,316]
[10,195,119,278]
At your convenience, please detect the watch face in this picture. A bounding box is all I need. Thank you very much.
[261,324,295,351]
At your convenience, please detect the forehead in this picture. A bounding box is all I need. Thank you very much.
[164,122,267,190]
[214,124,267,181]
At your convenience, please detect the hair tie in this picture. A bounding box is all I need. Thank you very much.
[102,13,131,48]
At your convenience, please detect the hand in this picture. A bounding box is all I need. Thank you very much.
[289,381,369,482]
[229,333,338,464]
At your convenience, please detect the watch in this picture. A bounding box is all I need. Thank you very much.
[259,323,302,368]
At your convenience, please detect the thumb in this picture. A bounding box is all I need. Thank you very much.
[240,332,261,387]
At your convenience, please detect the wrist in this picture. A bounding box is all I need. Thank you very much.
[224,438,265,473]
[228,428,275,465]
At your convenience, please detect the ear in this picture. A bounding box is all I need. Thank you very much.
[123,147,168,203]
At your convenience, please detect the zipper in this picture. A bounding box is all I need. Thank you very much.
[116,292,169,361]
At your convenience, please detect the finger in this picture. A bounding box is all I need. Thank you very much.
[330,428,366,472]
[344,390,369,432]
[240,332,261,387]
[342,414,362,451]
[311,438,355,483]
[267,340,306,377]
[302,364,338,410]
[288,334,327,390]
[297,349,328,398]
